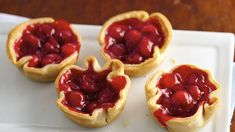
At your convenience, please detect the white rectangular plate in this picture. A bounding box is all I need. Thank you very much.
[0,23,234,132]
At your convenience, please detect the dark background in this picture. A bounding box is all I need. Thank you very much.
[1,0,235,33]
[0,0,234,131]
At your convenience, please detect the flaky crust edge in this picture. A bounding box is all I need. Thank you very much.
[145,64,220,132]
[98,10,172,76]
[6,17,82,82]
[55,56,131,128]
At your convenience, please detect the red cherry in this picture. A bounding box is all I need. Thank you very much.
[54,20,70,30]
[22,34,40,47]
[160,73,179,88]
[124,29,142,51]
[141,24,161,43]
[43,39,60,53]
[138,37,154,58]
[66,91,86,109]
[160,98,171,108]
[160,98,173,112]
[41,54,62,66]
[38,24,55,36]
[172,84,184,92]
[98,103,114,110]
[49,37,59,45]
[21,34,41,54]
[126,52,143,64]
[186,73,199,84]
[171,90,194,110]
[108,25,127,42]
[110,76,126,92]
[61,43,77,57]
[188,85,202,100]
[57,30,73,43]
[35,50,43,58]
[80,74,99,93]
[87,101,99,114]
[98,87,116,103]
[28,55,40,67]
[141,24,157,34]
[108,44,126,59]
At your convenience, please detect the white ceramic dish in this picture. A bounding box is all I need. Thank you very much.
[0,21,234,132]
[232,63,235,118]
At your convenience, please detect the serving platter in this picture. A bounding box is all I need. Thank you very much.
[0,20,234,132]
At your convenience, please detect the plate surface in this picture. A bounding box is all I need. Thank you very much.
[0,23,234,132]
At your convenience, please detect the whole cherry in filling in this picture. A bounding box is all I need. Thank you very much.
[105,18,164,64]
[14,20,80,68]
[58,62,126,115]
[154,65,216,127]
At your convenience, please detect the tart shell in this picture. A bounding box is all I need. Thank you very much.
[55,56,131,128]
[99,10,172,76]
[7,17,82,82]
[145,65,220,132]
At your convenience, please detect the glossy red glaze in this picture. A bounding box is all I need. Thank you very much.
[59,61,126,115]
[65,91,87,111]
[104,18,164,64]
[41,53,62,66]
[155,65,216,127]
[154,108,173,127]
[14,20,80,68]
[28,55,40,67]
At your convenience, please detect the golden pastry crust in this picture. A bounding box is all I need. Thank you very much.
[7,17,82,82]
[55,56,131,128]
[98,10,172,76]
[145,65,220,132]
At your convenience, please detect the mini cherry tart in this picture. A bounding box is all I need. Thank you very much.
[145,65,220,132]
[99,10,172,76]
[55,56,130,128]
[7,17,81,81]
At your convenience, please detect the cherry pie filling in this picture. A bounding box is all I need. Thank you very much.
[58,62,127,115]
[104,18,165,64]
[153,65,216,127]
[14,20,80,68]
